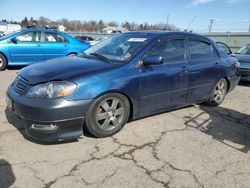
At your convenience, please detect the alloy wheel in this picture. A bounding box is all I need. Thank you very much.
[95,97,125,131]
[214,80,227,103]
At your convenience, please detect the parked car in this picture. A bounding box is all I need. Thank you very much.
[0,27,89,70]
[232,44,250,82]
[75,35,94,42]
[216,42,250,81]
[74,35,107,47]
[6,31,240,142]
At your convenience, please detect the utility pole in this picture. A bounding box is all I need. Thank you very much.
[209,19,214,33]
[166,14,169,30]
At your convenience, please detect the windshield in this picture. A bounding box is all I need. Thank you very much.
[0,30,20,40]
[235,45,250,55]
[84,33,153,63]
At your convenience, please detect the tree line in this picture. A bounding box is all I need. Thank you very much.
[2,17,179,32]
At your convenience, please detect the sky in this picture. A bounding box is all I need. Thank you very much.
[0,0,250,32]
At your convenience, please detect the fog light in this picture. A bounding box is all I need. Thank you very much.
[31,124,58,132]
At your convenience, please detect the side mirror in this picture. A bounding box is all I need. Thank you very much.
[142,55,164,66]
[216,42,232,55]
[11,37,17,44]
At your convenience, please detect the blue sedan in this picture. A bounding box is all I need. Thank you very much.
[6,31,240,142]
[0,28,89,70]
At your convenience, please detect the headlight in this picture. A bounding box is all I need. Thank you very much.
[26,81,77,98]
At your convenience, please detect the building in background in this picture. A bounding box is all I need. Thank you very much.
[58,24,65,32]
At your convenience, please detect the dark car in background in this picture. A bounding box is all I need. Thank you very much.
[216,42,250,82]
[232,44,250,81]
[0,27,89,70]
[6,31,240,142]
[75,35,94,42]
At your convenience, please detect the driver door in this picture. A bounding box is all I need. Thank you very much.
[9,31,44,64]
[139,37,190,116]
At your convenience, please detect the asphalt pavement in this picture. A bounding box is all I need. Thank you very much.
[0,70,250,188]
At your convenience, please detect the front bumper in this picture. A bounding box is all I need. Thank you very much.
[7,85,92,142]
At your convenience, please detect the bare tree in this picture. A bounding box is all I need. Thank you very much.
[37,16,51,27]
[15,16,180,32]
[107,21,118,27]
[20,17,29,27]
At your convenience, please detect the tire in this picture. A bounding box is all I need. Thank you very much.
[205,78,228,106]
[0,54,7,71]
[85,93,130,138]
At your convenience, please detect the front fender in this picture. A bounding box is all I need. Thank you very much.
[65,66,140,119]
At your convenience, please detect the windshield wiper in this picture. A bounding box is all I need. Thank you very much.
[90,53,111,64]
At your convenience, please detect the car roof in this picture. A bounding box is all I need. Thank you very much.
[125,30,211,41]
[21,28,59,32]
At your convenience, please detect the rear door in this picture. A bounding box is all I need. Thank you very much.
[9,31,44,63]
[139,36,190,116]
[42,31,70,60]
[186,38,221,103]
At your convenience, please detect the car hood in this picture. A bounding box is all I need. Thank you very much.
[231,54,250,62]
[19,56,118,85]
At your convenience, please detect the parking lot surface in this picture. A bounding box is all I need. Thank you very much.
[0,70,250,188]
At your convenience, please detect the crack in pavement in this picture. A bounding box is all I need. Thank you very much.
[41,127,204,188]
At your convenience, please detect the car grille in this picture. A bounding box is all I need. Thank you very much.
[13,75,29,94]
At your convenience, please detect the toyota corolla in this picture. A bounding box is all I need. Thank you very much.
[6,31,240,142]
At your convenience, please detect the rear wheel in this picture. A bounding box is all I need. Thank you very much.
[85,93,130,137]
[68,53,77,56]
[205,78,227,106]
[0,54,7,71]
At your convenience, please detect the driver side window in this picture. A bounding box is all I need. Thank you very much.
[16,32,33,42]
[16,31,41,42]
[149,39,185,64]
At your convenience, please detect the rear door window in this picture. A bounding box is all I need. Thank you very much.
[44,32,68,43]
[188,39,218,61]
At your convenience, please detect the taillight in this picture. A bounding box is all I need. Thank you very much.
[235,61,240,68]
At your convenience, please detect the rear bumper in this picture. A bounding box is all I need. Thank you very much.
[6,85,92,142]
[228,75,241,93]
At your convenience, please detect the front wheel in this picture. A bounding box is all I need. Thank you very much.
[205,78,228,106]
[85,93,130,138]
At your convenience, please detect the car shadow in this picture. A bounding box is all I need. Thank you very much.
[4,108,79,145]
[185,105,250,153]
[0,159,16,188]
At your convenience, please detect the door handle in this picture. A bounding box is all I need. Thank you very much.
[182,66,189,74]
[37,44,42,47]
[215,62,220,68]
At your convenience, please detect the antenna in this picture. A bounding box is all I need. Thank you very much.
[187,16,197,31]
